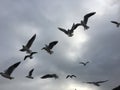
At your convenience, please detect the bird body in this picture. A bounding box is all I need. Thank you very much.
[80,12,96,30]
[26,68,34,79]
[41,74,59,79]
[20,34,36,54]
[0,61,21,80]
[41,41,58,54]
[24,52,37,60]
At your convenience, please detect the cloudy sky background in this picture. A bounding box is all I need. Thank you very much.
[0,0,120,90]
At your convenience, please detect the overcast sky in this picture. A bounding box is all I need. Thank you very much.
[0,0,120,90]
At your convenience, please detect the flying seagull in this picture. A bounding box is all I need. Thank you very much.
[58,23,81,37]
[85,80,109,86]
[20,34,36,54]
[79,61,89,66]
[41,41,58,54]
[26,68,34,79]
[0,61,21,80]
[111,21,120,27]
[80,12,96,30]
[41,74,59,79]
[24,52,37,60]
[66,75,76,79]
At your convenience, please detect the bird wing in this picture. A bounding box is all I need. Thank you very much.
[66,75,70,78]
[84,12,96,24]
[24,55,29,60]
[97,80,109,83]
[70,23,81,32]
[71,75,76,78]
[41,74,51,79]
[26,34,36,49]
[79,62,85,65]
[111,21,118,24]
[52,74,59,79]
[31,52,38,55]
[29,68,34,76]
[48,41,58,49]
[4,61,21,76]
[58,27,68,34]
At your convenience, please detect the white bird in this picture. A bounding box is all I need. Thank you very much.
[26,68,34,79]
[111,21,120,27]
[58,23,81,37]
[80,12,96,30]
[0,61,21,80]
[20,34,36,54]
[41,41,58,54]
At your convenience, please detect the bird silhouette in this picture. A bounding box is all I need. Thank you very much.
[41,41,58,54]
[66,75,76,79]
[58,23,81,37]
[26,68,34,79]
[112,85,120,90]
[0,61,21,79]
[79,61,89,66]
[24,52,37,60]
[80,12,96,30]
[111,21,120,27]
[41,74,59,79]
[20,34,36,54]
[85,80,109,86]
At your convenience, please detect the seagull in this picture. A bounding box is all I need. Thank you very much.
[41,41,58,54]
[66,75,76,79]
[79,61,89,66]
[112,85,120,90]
[111,21,120,27]
[24,52,37,60]
[58,23,81,37]
[80,12,96,30]
[20,34,36,54]
[41,74,59,79]
[85,80,109,86]
[26,68,34,79]
[0,61,21,80]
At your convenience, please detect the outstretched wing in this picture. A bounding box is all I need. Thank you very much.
[4,61,21,76]
[26,34,36,49]
[58,27,68,34]
[29,68,34,77]
[24,55,29,60]
[84,12,96,24]
[79,62,85,65]
[66,75,70,79]
[49,41,58,49]
[41,74,51,79]
[71,23,81,32]
[97,80,109,83]
[71,75,76,78]
[111,21,118,24]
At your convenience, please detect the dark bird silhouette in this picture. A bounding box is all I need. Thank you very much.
[58,23,81,37]
[85,80,109,86]
[79,61,89,66]
[24,52,37,60]
[111,21,120,27]
[112,85,120,90]
[41,41,58,54]
[80,12,96,30]
[0,61,21,79]
[66,75,76,79]
[41,74,59,79]
[20,34,36,54]
[26,68,34,79]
